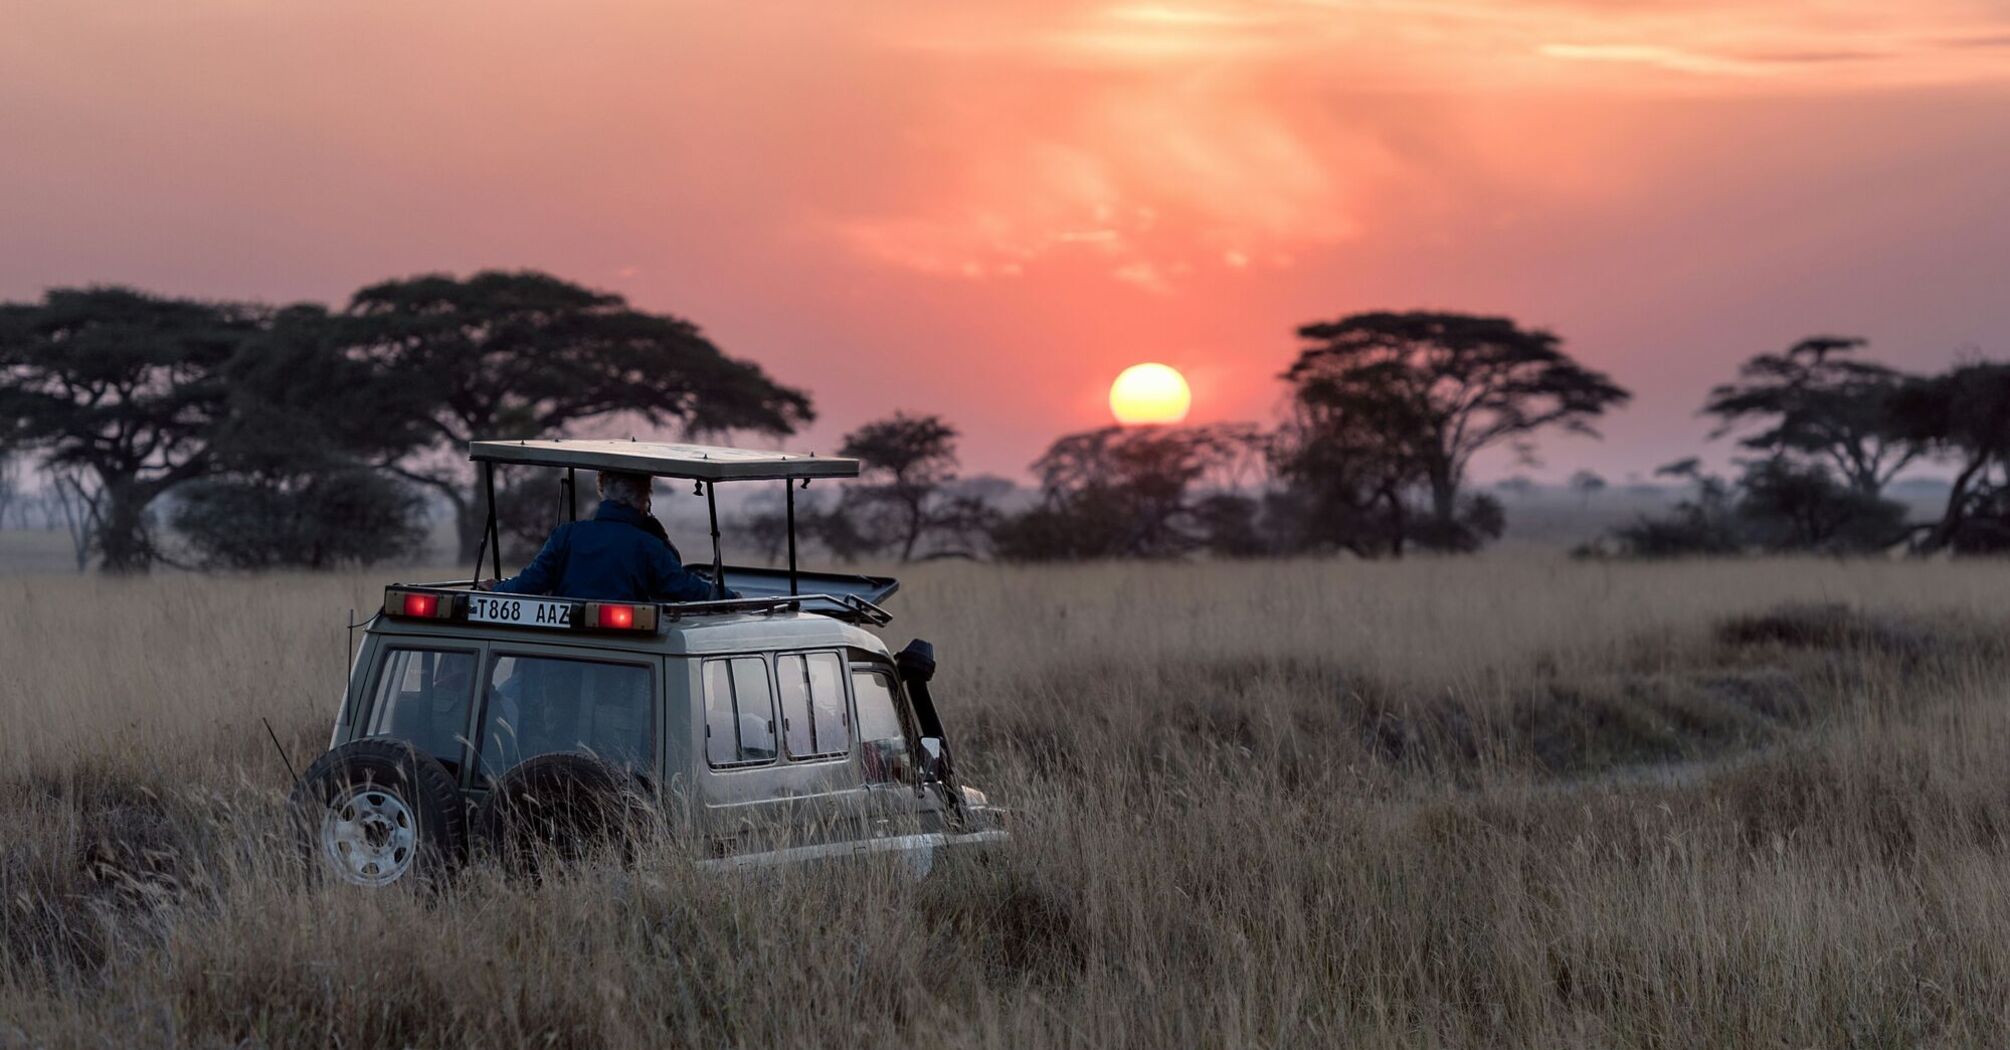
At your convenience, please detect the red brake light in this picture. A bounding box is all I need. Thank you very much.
[584,602,654,631]
[385,589,453,619]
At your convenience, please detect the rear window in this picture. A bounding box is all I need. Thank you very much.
[365,649,478,771]
[476,655,654,778]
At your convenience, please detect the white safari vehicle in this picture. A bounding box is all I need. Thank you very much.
[288,439,1004,887]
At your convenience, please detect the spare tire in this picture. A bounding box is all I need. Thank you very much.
[474,752,649,874]
[288,738,468,888]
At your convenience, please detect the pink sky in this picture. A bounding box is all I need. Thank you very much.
[4,1,2009,482]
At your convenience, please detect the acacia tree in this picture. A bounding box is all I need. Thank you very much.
[1282,311,1629,551]
[173,305,433,569]
[338,271,815,560]
[993,424,1259,560]
[0,288,257,571]
[837,413,992,561]
[1704,336,1920,496]
[1268,392,1428,556]
[1607,458,1744,557]
[1569,469,1607,508]
[1734,457,1905,553]
[1890,362,2010,552]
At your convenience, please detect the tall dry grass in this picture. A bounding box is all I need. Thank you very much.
[6,557,2010,1047]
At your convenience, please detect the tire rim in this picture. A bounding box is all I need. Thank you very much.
[319,783,419,887]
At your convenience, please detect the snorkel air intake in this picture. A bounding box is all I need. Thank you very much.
[895,639,962,823]
[895,639,942,737]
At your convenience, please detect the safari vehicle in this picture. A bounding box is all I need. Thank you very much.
[287,439,1004,887]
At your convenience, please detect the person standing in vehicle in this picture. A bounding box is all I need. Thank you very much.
[479,470,734,602]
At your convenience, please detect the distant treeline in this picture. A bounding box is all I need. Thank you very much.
[2,271,2004,572]
[1579,338,2010,557]
[847,332,2010,562]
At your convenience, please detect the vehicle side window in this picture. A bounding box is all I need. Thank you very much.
[366,649,478,772]
[850,668,908,784]
[777,651,850,760]
[477,655,653,778]
[703,657,777,767]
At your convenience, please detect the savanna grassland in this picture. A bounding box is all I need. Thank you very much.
[6,557,2010,1048]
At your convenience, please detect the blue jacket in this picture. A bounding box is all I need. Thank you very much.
[494,500,728,603]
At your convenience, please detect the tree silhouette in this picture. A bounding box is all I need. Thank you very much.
[0,454,18,530]
[994,424,1259,560]
[1735,458,1905,553]
[1268,398,1424,556]
[339,271,814,560]
[1282,311,1629,551]
[1569,469,1607,508]
[839,413,978,562]
[174,305,433,569]
[1703,336,1919,496]
[1890,362,2010,552]
[173,470,427,570]
[1607,459,1743,557]
[0,288,258,571]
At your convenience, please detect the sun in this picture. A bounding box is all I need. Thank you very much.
[1109,363,1192,425]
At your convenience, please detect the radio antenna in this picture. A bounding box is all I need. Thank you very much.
[342,607,360,726]
[262,716,303,793]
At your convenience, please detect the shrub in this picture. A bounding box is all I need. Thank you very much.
[172,469,427,569]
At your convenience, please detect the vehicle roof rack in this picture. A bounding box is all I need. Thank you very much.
[469,439,859,482]
[384,583,895,628]
[465,437,867,603]
[659,592,894,627]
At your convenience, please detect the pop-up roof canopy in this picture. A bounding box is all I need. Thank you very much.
[469,439,859,482]
[463,437,868,612]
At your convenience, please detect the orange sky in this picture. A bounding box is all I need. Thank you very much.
[4,1,2008,481]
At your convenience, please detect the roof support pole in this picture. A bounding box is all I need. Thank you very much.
[564,467,579,522]
[471,462,497,587]
[484,461,503,583]
[785,479,800,596]
[706,481,725,599]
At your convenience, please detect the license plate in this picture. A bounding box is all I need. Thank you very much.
[466,594,575,629]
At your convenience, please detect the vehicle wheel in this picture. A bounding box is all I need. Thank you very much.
[287,739,468,888]
[473,752,649,874]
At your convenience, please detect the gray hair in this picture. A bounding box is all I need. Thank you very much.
[597,470,653,509]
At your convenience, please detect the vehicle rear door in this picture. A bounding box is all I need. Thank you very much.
[348,642,485,783]
[467,641,663,790]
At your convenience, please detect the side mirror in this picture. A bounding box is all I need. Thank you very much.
[918,737,947,782]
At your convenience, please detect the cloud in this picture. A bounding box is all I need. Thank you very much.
[1737,49,1888,64]
[1110,260,1176,292]
[827,0,2010,289]
[825,62,1381,288]
[1534,42,1890,75]
[1105,4,1280,27]
[1539,43,1772,76]
[1942,31,2010,47]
